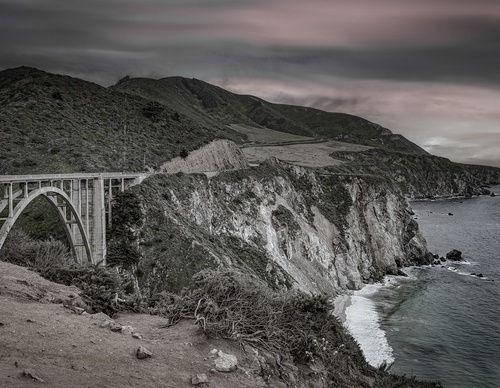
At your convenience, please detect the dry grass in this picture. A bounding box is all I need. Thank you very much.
[147,269,442,388]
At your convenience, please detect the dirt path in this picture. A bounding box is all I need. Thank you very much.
[0,262,270,388]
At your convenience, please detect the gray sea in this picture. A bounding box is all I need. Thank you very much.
[344,186,500,387]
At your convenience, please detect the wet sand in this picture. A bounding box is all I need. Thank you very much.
[333,293,352,324]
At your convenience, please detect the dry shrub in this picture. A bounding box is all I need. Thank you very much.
[0,227,70,274]
[1,227,123,315]
[150,270,368,385]
[149,269,442,387]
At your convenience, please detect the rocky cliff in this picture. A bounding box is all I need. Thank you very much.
[127,158,429,296]
[329,148,500,198]
[158,139,249,174]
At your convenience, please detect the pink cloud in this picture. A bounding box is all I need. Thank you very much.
[208,0,500,47]
[209,75,500,167]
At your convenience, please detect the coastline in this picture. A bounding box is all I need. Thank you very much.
[332,293,352,324]
[335,280,396,368]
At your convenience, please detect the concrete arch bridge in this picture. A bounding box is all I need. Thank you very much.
[0,173,147,265]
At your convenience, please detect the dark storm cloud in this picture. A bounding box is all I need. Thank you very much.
[1,0,500,167]
[1,0,500,87]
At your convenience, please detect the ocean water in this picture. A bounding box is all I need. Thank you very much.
[345,186,500,387]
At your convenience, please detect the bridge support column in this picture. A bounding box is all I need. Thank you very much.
[70,179,87,263]
[92,177,106,265]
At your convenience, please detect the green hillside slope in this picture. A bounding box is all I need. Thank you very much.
[0,67,241,174]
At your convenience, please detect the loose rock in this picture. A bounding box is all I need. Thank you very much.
[90,312,112,321]
[136,346,153,360]
[22,368,45,383]
[110,323,122,332]
[191,373,208,385]
[215,350,238,372]
[120,325,135,335]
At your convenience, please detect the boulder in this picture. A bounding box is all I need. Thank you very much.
[446,249,463,261]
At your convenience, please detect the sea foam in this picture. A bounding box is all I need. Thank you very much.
[344,283,395,368]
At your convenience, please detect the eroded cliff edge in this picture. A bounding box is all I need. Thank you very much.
[118,158,428,296]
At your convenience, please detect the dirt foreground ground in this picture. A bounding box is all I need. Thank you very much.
[0,261,278,388]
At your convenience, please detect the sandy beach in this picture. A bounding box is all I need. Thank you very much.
[333,293,352,324]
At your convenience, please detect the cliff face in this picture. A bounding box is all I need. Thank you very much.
[158,139,249,174]
[329,149,500,198]
[131,158,428,296]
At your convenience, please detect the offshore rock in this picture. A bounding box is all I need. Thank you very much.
[446,249,463,261]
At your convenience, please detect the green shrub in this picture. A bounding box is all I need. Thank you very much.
[44,264,124,314]
[107,191,143,268]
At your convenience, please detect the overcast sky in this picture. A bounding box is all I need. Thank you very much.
[1,0,499,167]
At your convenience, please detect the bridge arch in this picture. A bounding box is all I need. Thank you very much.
[0,186,93,263]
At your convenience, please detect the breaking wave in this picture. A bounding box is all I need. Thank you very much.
[344,283,395,368]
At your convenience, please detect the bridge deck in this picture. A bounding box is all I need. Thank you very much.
[0,172,149,183]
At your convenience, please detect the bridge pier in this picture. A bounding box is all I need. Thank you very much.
[92,177,106,264]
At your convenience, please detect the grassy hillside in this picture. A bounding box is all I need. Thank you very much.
[0,67,242,174]
[111,76,430,154]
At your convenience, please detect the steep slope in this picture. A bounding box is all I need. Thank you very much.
[122,159,430,296]
[0,67,242,174]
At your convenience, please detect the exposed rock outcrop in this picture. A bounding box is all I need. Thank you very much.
[446,249,463,261]
[132,158,429,295]
[330,149,500,198]
[158,139,249,174]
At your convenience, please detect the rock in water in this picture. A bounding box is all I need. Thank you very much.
[446,249,463,261]
[136,346,153,359]
[214,350,238,372]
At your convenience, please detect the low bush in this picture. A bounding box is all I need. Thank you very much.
[0,227,70,275]
[0,227,125,315]
[44,264,124,314]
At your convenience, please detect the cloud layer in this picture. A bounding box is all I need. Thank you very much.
[1,0,499,167]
